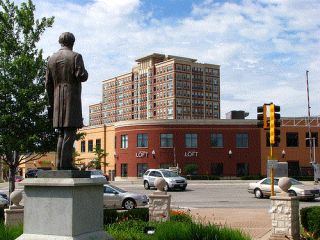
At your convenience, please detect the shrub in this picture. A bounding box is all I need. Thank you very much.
[182,175,220,180]
[301,206,320,238]
[0,221,23,240]
[104,208,149,225]
[183,164,198,175]
[170,209,192,223]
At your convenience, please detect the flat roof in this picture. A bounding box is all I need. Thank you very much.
[135,53,165,62]
[114,119,258,128]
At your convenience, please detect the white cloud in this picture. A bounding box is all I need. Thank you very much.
[30,0,320,123]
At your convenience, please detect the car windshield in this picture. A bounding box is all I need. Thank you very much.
[290,178,302,185]
[91,170,103,175]
[108,185,126,193]
[161,170,179,177]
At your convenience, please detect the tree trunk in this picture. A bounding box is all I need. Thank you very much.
[9,165,17,197]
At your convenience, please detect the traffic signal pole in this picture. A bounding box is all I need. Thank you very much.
[257,103,281,196]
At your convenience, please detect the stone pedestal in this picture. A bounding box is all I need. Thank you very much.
[269,195,300,240]
[5,206,24,226]
[149,192,171,222]
[16,176,111,240]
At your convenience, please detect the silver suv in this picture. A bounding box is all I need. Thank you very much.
[143,169,187,191]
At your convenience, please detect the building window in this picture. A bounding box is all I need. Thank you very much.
[121,135,128,149]
[160,134,173,148]
[121,164,128,177]
[236,134,248,148]
[137,133,148,147]
[236,163,249,176]
[80,141,85,152]
[185,134,198,148]
[88,140,93,152]
[211,133,223,147]
[96,139,101,150]
[305,132,318,147]
[286,132,299,147]
[266,133,279,147]
[137,163,148,177]
[211,163,223,176]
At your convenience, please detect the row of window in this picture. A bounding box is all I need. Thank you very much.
[120,133,249,149]
[80,139,101,153]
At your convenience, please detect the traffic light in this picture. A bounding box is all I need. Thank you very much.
[269,103,281,145]
[257,105,268,129]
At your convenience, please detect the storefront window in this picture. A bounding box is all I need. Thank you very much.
[137,163,148,177]
[121,164,128,177]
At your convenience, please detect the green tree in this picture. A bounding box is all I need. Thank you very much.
[0,0,55,194]
[90,147,108,170]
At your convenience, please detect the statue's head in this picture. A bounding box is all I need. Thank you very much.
[59,32,75,49]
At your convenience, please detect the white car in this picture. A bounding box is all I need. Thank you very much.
[103,184,148,210]
[248,177,320,200]
[143,169,187,191]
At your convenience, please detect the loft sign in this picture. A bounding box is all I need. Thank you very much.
[136,151,149,158]
[184,151,198,157]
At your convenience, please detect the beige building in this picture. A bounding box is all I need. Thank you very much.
[74,125,116,179]
[90,53,220,125]
[260,117,320,176]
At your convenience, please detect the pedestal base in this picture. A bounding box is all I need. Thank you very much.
[17,177,110,240]
[4,207,24,226]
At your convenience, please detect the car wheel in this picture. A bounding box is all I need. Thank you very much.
[144,181,150,190]
[123,199,136,210]
[254,189,263,199]
[164,183,170,192]
[288,190,297,197]
[181,186,186,191]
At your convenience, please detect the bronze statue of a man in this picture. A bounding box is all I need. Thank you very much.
[45,32,88,170]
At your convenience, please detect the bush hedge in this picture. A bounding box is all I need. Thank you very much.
[182,175,221,180]
[104,208,149,225]
[300,206,320,238]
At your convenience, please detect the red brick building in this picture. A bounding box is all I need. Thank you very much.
[113,119,261,179]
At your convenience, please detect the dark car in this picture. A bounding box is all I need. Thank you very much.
[25,169,44,178]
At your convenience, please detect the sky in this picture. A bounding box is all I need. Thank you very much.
[23,0,320,124]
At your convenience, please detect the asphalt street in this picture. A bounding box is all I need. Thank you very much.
[1,180,320,209]
[113,180,320,209]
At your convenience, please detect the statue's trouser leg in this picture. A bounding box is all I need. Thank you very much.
[61,128,76,169]
[56,129,64,170]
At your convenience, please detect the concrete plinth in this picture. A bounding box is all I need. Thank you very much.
[269,195,300,240]
[149,192,171,222]
[16,177,111,240]
[4,206,24,226]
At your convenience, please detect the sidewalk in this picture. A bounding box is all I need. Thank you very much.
[188,208,272,240]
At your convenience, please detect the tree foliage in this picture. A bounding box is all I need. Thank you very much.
[0,0,55,193]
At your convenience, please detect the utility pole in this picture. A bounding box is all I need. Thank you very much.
[305,70,318,183]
